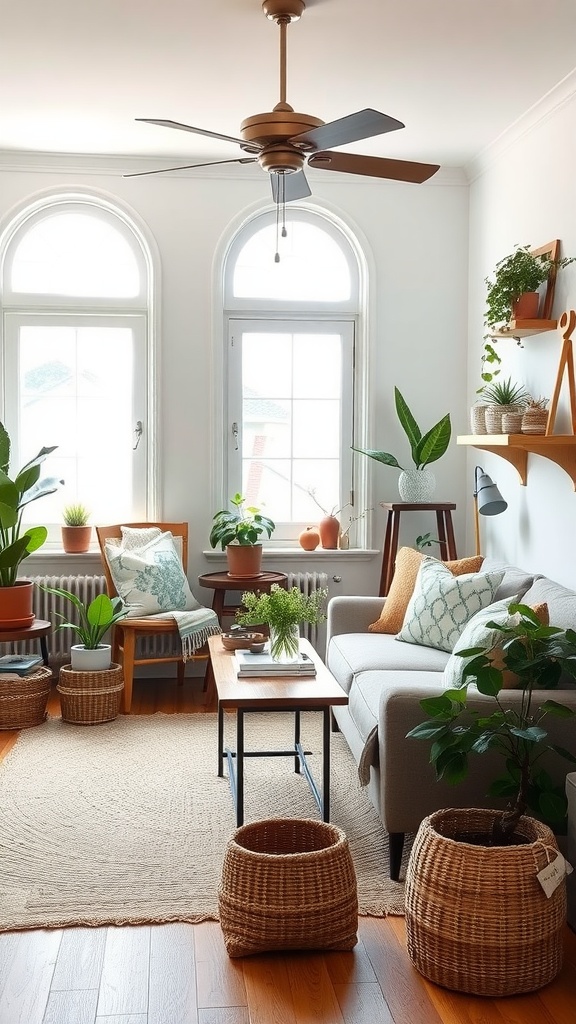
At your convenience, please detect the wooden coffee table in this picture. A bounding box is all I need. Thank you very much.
[208,635,348,827]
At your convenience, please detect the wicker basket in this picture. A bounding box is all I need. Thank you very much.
[57,663,123,725]
[405,807,566,996]
[218,817,358,957]
[0,666,52,729]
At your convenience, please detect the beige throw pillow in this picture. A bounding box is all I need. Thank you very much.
[369,547,485,634]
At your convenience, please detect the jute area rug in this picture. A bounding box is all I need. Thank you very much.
[0,712,409,931]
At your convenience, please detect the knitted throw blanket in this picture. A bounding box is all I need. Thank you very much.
[170,607,221,660]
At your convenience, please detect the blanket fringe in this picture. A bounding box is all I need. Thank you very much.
[182,623,222,661]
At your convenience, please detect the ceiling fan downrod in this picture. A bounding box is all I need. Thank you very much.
[262,0,305,110]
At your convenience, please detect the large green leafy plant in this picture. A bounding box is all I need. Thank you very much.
[209,493,275,548]
[353,387,451,472]
[0,421,62,586]
[408,604,576,843]
[40,584,125,649]
[484,244,575,332]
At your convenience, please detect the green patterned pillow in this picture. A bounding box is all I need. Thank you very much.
[105,531,196,618]
[442,596,519,688]
[396,557,505,653]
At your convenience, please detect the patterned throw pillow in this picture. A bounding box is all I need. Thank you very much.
[369,548,485,634]
[396,557,505,653]
[105,530,197,618]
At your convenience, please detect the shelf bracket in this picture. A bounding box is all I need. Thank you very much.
[466,444,527,485]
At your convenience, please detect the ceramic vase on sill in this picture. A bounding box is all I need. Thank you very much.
[269,624,300,663]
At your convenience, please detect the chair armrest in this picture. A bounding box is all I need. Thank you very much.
[326,595,385,640]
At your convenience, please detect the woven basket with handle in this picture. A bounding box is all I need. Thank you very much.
[57,663,123,725]
[219,817,358,957]
[405,807,566,996]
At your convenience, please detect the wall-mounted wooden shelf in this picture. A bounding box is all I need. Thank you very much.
[457,434,576,487]
[489,319,557,339]
[462,309,576,488]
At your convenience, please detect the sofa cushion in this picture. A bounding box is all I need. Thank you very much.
[481,559,535,602]
[368,547,485,634]
[522,575,576,630]
[396,557,505,653]
[327,631,450,694]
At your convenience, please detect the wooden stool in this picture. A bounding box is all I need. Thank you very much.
[379,503,457,596]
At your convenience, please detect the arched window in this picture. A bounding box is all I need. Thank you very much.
[1,194,155,540]
[222,207,363,545]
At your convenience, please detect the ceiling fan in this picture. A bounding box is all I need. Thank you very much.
[125,0,440,198]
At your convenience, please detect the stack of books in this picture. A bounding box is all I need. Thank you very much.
[234,649,316,677]
[0,654,43,676]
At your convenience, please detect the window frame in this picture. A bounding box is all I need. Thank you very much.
[0,191,159,541]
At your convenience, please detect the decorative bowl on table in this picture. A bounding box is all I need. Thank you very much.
[221,632,265,651]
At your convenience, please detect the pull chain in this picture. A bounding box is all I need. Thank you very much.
[274,174,287,262]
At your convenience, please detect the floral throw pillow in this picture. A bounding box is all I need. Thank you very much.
[105,530,196,617]
[396,557,505,653]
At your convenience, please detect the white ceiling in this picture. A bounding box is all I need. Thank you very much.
[2,0,576,173]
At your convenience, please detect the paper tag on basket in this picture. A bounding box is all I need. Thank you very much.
[537,853,571,898]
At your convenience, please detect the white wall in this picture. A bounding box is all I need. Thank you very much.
[468,77,576,586]
[0,158,469,599]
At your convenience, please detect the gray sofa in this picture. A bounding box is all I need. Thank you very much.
[326,558,576,879]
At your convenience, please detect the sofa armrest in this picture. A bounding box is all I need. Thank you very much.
[326,595,385,640]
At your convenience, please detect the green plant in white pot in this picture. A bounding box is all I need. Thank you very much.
[352,387,451,502]
[41,584,125,670]
[0,420,62,628]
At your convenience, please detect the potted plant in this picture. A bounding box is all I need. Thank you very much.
[522,395,550,435]
[61,502,92,553]
[404,603,576,996]
[41,583,125,670]
[481,375,530,433]
[352,387,451,502]
[0,421,62,628]
[209,493,275,578]
[236,582,328,661]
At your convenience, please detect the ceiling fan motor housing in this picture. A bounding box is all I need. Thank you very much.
[262,0,305,23]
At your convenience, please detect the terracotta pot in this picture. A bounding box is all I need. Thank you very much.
[318,516,340,549]
[226,543,263,578]
[62,525,92,553]
[0,580,35,630]
[298,527,320,551]
[512,291,540,320]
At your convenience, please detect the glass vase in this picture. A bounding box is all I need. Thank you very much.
[269,624,300,663]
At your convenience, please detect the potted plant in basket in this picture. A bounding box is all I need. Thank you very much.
[236,583,328,662]
[0,420,62,628]
[352,387,451,502]
[61,502,92,553]
[40,583,125,671]
[209,493,275,578]
[404,603,576,997]
[481,375,530,433]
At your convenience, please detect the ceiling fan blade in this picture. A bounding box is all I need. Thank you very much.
[123,157,257,179]
[308,151,440,184]
[270,170,312,203]
[135,118,262,152]
[290,109,404,152]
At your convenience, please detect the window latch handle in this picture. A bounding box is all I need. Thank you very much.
[232,422,239,451]
[133,420,143,450]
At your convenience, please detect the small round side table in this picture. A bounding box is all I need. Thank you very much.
[198,571,288,627]
[0,618,51,666]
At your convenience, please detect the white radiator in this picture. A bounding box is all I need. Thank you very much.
[286,571,330,644]
[7,575,181,663]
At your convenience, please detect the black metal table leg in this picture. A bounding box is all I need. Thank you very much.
[294,709,301,773]
[322,706,330,822]
[217,703,224,777]
[40,636,49,666]
[236,709,244,827]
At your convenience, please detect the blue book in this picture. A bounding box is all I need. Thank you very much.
[0,654,43,675]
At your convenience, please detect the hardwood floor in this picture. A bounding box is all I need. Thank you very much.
[1,676,575,1024]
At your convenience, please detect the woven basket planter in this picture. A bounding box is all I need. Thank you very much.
[485,403,522,434]
[58,663,123,725]
[405,807,566,997]
[218,817,358,957]
[0,666,52,729]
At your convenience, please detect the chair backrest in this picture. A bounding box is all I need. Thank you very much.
[95,522,189,599]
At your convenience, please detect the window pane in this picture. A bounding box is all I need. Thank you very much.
[11,213,140,297]
[18,325,135,523]
[233,220,351,301]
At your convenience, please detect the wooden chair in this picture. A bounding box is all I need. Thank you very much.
[95,522,209,713]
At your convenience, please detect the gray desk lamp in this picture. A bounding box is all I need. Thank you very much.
[473,466,508,556]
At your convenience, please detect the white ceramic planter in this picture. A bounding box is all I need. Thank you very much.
[398,468,436,502]
[70,644,112,671]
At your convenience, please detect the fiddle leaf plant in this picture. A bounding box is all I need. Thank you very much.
[353,387,451,472]
[407,604,576,843]
[0,421,62,586]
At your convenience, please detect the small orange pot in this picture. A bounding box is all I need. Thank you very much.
[62,525,92,553]
[318,516,340,550]
[0,580,35,630]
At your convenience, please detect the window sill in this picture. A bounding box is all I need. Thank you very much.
[202,548,380,562]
